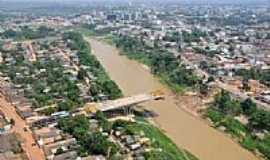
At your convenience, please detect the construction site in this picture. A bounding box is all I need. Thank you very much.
[31,90,165,127]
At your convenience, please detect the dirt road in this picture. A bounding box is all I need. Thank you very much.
[0,95,45,160]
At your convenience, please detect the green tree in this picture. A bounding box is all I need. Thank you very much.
[240,98,257,116]
[58,100,74,111]
[58,115,90,138]
[77,69,87,80]
[1,29,18,38]
[257,136,270,159]
[55,148,64,155]
[249,110,270,131]
[82,132,119,156]
[214,90,242,115]
[207,76,215,83]
[42,107,56,116]
[95,111,112,132]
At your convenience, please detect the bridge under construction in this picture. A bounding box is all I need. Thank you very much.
[30,90,164,127]
[81,90,165,114]
[34,90,164,115]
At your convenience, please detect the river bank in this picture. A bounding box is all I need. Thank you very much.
[87,37,259,160]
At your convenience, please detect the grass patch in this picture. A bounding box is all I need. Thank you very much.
[101,34,116,45]
[205,108,225,124]
[240,135,257,151]
[158,73,185,94]
[257,136,270,159]
[76,27,99,37]
[206,108,247,138]
[219,117,248,138]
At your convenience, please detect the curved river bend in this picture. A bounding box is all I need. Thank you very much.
[88,38,259,160]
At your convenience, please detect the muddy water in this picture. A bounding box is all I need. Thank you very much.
[88,38,259,160]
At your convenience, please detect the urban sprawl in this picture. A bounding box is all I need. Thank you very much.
[0,1,270,160]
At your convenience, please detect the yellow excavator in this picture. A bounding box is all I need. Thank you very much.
[83,103,99,114]
[150,89,165,100]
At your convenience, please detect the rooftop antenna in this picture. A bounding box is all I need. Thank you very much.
[177,30,183,52]
[128,0,133,7]
[252,4,265,68]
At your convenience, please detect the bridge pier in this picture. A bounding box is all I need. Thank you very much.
[123,106,134,115]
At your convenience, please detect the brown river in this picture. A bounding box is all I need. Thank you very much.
[88,38,259,160]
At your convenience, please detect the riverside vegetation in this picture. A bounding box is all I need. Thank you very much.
[206,90,270,159]
[103,34,201,93]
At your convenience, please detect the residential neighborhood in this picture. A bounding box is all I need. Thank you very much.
[0,0,270,160]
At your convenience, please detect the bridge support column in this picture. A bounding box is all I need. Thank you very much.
[123,106,134,116]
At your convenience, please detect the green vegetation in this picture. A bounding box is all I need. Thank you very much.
[107,34,200,93]
[95,111,112,132]
[163,31,182,43]
[76,24,117,37]
[213,90,242,116]
[0,14,8,22]
[193,47,219,58]
[1,26,56,40]
[205,108,225,123]
[63,32,122,100]
[249,109,270,131]
[182,29,207,43]
[58,115,119,158]
[163,29,207,44]
[235,68,270,87]
[113,118,198,160]
[0,31,122,113]
[60,32,198,160]
[0,57,82,111]
[58,111,198,160]
[76,27,97,37]
[206,90,270,159]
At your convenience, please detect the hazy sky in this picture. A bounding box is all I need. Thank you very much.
[0,0,269,5]
[0,0,268,2]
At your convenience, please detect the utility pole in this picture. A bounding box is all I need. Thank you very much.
[177,30,183,52]
[107,146,112,159]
